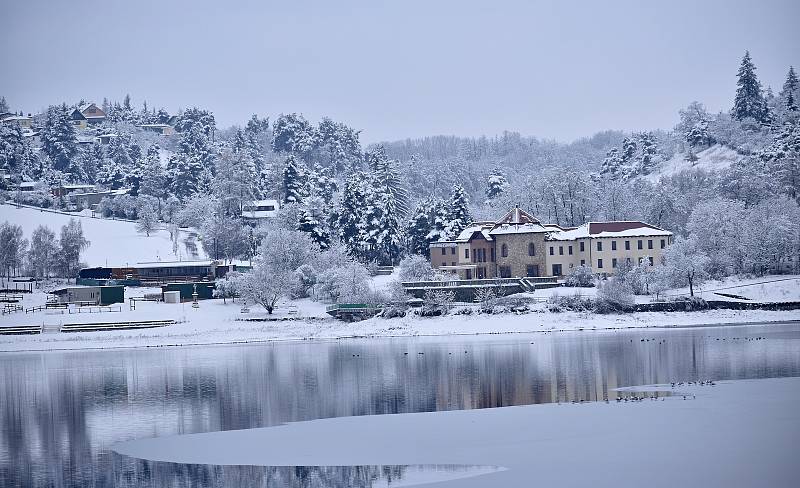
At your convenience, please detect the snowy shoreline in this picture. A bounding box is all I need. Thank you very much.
[2,305,798,353]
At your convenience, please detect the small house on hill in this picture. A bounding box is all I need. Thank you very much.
[241,199,280,225]
[69,103,107,129]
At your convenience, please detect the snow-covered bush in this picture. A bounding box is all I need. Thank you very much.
[564,264,594,287]
[421,289,455,316]
[13,189,53,208]
[397,254,435,282]
[315,262,374,303]
[547,292,593,313]
[595,278,635,313]
[473,286,497,313]
[240,264,296,314]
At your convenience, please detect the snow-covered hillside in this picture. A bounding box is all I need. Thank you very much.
[645,144,745,182]
[0,203,205,267]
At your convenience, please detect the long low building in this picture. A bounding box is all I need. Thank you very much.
[430,207,673,279]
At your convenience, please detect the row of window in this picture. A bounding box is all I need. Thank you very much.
[441,237,667,261]
[549,238,666,255]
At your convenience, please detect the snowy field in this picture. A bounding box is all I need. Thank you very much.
[113,376,800,487]
[1,287,798,352]
[645,144,744,182]
[661,275,800,302]
[0,203,205,266]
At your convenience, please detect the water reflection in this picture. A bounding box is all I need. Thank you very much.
[111,459,502,488]
[1,323,798,487]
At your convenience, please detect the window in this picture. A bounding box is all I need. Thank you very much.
[550,246,554,256]
[501,244,508,258]
[648,256,654,266]
[526,265,539,277]
[568,245,573,255]
[465,269,472,279]
[612,258,618,268]
[660,239,666,249]
[648,239,653,250]
[552,264,563,276]
[580,259,585,266]
[580,241,585,252]
[637,240,643,250]
[626,257,631,264]
[597,259,603,269]
[559,246,564,255]
[465,248,470,259]
[625,240,630,251]
[499,266,512,278]
[450,247,456,255]
[490,248,495,262]
[451,262,456,266]
[441,248,446,256]
[528,243,536,256]
[612,240,617,251]
[597,241,603,251]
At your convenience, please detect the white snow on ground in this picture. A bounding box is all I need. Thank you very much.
[113,377,800,488]
[1,286,798,351]
[0,203,205,266]
[645,144,744,182]
[662,275,800,302]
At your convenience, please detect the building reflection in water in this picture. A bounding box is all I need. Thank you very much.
[1,324,798,487]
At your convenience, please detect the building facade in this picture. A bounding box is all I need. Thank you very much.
[430,207,673,279]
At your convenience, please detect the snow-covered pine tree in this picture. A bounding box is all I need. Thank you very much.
[40,104,78,174]
[446,184,471,239]
[166,152,204,200]
[406,200,434,256]
[780,67,798,112]
[634,131,658,176]
[733,51,768,123]
[0,96,9,113]
[0,123,36,175]
[337,172,369,256]
[271,113,317,154]
[621,137,637,164]
[367,146,409,217]
[282,155,306,204]
[600,148,623,180]
[140,144,166,200]
[307,163,338,203]
[759,121,800,201]
[297,195,331,249]
[485,168,508,200]
[375,190,402,264]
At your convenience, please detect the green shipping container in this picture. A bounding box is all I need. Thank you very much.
[99,286,125,305]
[162,282,216,301]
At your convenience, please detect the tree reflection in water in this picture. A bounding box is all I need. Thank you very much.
[1,324,798,487]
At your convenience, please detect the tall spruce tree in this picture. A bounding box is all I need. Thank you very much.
[733,51,768,123]
[781,66,799,113]
[446,184,471,239]
[41,104,78,174]
[282,155,305,204]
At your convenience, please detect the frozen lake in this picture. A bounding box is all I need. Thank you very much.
[2,322,799,487]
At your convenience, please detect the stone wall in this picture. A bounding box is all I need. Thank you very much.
[495,233,548,277]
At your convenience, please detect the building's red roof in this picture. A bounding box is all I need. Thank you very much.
[588,221,661,235]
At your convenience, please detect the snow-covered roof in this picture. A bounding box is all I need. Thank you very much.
[548,222,672,240]
[0,115,31,122]
[488,222,552,236]
[242,199,280,219]
[456,225,494,242]
[129,260,216,269]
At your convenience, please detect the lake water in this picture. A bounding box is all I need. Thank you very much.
[1,322,799,487]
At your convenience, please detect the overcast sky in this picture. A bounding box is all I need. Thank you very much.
[1,0,798,143]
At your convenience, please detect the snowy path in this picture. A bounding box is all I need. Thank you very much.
[113,377,800,487]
